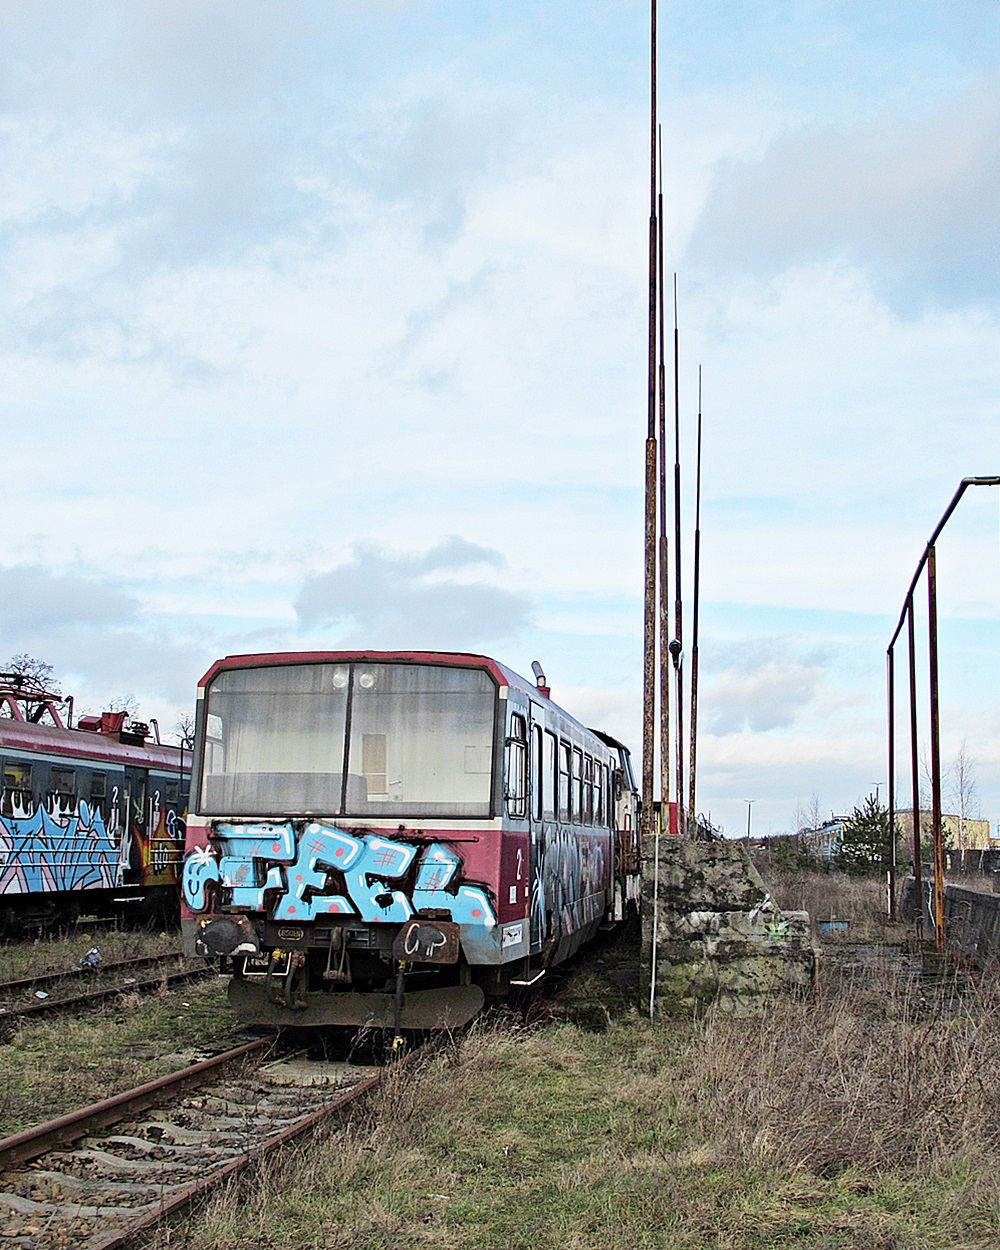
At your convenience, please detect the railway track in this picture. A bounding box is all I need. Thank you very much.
[0,1037,383,1248]
[0,954,216,1028]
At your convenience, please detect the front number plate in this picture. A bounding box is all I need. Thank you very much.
[392,919,461,964]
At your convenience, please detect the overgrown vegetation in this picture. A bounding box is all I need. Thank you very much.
[0,972,236,1136]
[762,866,896,942]
[181,975,1000,1250]
[168,874,1000,1250]
[0,923,180,983]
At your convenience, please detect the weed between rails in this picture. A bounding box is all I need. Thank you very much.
[0,976,236,1136]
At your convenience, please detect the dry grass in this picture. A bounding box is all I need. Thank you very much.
[0,975,237,1136]
[176,955,1000,1250]
[690,960,1000,1180]
[760,867,901,944]
[0,923,180,983]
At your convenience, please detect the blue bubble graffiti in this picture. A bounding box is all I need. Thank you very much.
[182,821,496,928]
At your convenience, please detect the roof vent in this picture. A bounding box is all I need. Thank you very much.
[530,661,550,700]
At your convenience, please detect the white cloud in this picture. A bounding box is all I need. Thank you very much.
[295,538,532,648]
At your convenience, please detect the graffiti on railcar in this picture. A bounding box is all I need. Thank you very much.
[182,821,497,929]
[136,801,185,885]
[532,823,609,941]
[0,801,119,894]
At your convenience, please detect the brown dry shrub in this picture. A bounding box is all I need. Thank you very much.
[687,954,1000,1176]
[761,867,895,941]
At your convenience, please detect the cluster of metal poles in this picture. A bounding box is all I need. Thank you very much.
[641,0,702,844]
[886,476,1000,949]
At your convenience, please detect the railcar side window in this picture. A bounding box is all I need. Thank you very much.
[50,768,75,808]
[583,755,594,824]
[594,762,605,826]
[543,731,557,818]
[558,743,571,821]
[2,761,32,815]
[531,723,543,820]
[505,714,527,818]
[571,749,583,824]
[90,772,107,804]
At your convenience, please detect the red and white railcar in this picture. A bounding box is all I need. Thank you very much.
[181,651,639,1030]
[0,678,189,930]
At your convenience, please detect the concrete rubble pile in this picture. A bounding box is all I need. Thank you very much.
[641,837,819,1015]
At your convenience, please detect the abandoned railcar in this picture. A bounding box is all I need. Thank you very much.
[181,651,640,1031]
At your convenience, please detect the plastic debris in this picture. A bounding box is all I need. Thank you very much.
[80,947,102,970]
[34,991,48,1000]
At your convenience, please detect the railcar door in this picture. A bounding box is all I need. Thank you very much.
[527,707,546,956]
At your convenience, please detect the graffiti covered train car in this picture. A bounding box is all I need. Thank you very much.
[0,675,190,930]
[181,651,640,1031]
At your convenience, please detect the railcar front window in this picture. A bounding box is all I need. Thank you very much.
[200,664,350,814]
[346,664,495,817]
[200,661,496,818]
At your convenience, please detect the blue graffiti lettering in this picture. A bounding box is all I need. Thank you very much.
[0,802,118,895]
[272,824,363,921]
[186,824,497,930]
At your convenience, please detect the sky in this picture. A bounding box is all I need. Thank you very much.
[2,0,1000,838]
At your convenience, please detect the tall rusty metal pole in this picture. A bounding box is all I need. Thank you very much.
[886,643,896,920]
[640,0,658,842]
[687,368,702,836]
[927,546,946,952]
[671,277,685,832]
[906,596,924,944]
[657,130,670,833]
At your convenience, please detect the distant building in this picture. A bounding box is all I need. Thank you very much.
[894,810,992,851]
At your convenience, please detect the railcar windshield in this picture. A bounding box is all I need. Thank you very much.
[198,661,497,818]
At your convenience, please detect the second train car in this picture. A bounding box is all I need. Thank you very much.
[0,676,190,930]
[181,651,640,1030]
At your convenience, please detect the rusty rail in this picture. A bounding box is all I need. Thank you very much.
[0,1036,390,1249]
[0,1038,270,1169]
[0,950,184,997]
[0,963,215,1026]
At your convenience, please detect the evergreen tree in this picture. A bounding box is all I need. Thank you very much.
[834,792,894,877]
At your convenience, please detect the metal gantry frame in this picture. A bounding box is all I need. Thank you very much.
[886,476,1000,950]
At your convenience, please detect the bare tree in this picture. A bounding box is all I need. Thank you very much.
[2,654,60,696]
[107,693,139,719]
[792,793,824,834]
[948,739,980,852]
[173,712,195,747]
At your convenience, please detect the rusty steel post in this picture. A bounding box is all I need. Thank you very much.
[657,132,670,831]
[886,644,896,920]
[886,478,1000,945]
[671,277,685,831]
[906,597,924,943]
[640,0,658,841]
[927,545,946,952]
[687,370,702,836]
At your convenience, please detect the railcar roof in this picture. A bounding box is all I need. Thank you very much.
[0,718,186,770]
[199,650,609,747]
